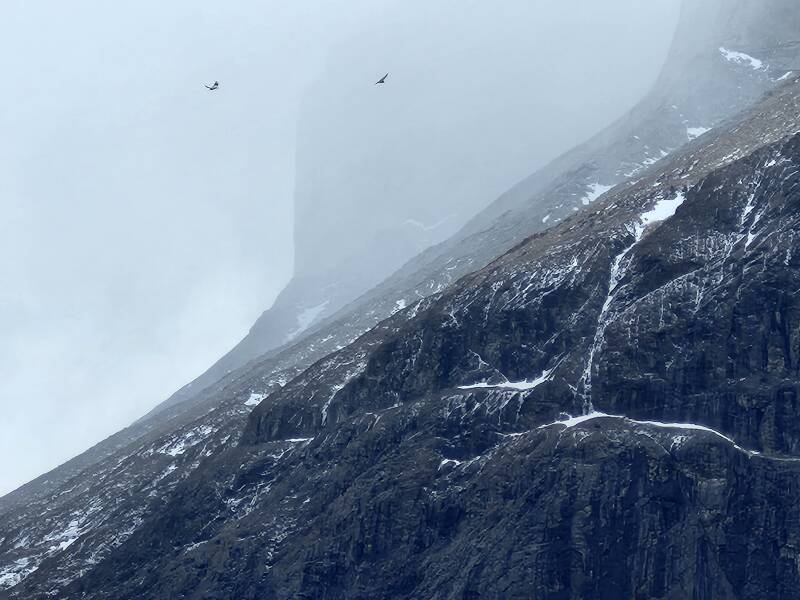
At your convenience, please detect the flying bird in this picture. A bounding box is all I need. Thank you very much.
[375,73,388,85]
[205,81,219,91]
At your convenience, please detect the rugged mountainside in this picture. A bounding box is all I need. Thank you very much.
[2,1,800,597]
[144,0,800,423]
[18,72,800,599]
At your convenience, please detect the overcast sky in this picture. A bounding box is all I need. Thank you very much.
[0,0,680,496]
[293,0,684,279]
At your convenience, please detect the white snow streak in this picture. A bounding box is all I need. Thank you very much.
[0,558,35,589]
[402,215,454,232]
[459,365,556,391]
[244,392,266,407]
[155,424,216,457]
[638,193,685,231]
[321,360,368,425]
[581,183,614,206]
[686,126,711,140]
[580,193,686,406]
[538,412,767,455]
[719,47,765,70]
[286,301,330,342]
[540,411,732,441]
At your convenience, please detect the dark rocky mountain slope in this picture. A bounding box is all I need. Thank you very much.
[3,1,800,596]
[6,71,800,598]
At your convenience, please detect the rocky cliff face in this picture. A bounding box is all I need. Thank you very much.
[3,2,800,597]
[4,68,800,598]
[141,0,800,424]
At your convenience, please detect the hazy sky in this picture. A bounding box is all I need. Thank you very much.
[294,0,683,278]
[0,0,680,496]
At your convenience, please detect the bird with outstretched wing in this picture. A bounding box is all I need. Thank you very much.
[375,73,388,85]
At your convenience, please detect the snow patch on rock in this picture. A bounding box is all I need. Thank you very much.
[687,126,711,140]
[581,183,614,206]
[244,392,267,407]
[286,301,330,342]
[459,365,556,391]
[719,47,765,71]
[638,192,686,232]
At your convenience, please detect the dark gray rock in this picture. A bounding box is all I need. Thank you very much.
[35,78,800,600]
